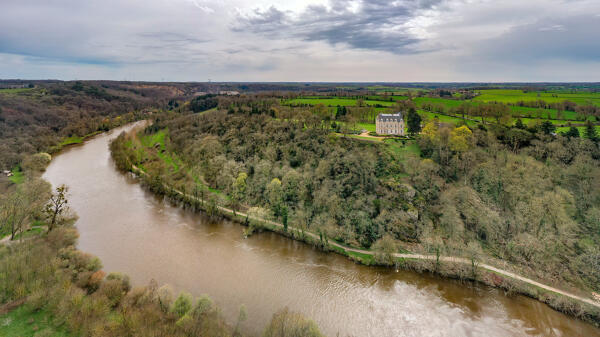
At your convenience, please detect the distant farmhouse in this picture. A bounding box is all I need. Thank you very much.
[376,112,405,136]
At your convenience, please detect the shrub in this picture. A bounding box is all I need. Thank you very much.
[171,292,193,318]
[106,272,131,292]
[47,227,79,249]
[263,307,323,337]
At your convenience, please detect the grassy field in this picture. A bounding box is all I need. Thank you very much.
[284,98,395,107]
[385,139,421,158]
[355,122,376,132]
[8,166,24,184]
[366,95,408,101]
[0,88,34,94]
[419,110,478,127]
[0,305,71,337]
[556,126,600,137]
[137,130,182,172]
[474,89,600,106]
[59,135,84,146]
[507,106,581,120]
[284,92,598,132]
[58,131,103,147]
[413,97,465,109]
[13,227,45,240]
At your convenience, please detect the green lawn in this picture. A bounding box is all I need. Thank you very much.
[13,227,44,240]
[0,305,71,337]
[385,139,421,158]
[59,136,83,146]
[8,166,24,184]
[138,130,182,172]
[59,131,102,147]
[139,130,167,150]
[355,122,376,132]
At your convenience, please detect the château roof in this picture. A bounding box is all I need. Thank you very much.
[376,112,403,122]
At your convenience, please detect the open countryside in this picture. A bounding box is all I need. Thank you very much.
[2,1,600,336]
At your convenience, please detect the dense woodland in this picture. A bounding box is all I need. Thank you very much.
[2,81,600,333]
[113,94,600,294]
[0,82,324,336]
[0,81,181,170]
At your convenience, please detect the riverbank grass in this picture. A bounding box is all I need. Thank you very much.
[8,166,24,184]
[0,305,71,337]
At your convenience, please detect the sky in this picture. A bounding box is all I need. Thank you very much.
[1,0,599,82]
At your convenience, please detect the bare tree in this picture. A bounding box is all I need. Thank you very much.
[45,184,70,231]
[0,179,50,240]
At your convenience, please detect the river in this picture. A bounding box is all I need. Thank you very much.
[43,123,600,337]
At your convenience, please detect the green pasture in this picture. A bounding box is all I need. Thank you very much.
[474,89,600,106]
[0,305,71,337]
[0,87,34,94]
[414,97,464,108]
[419,110,478,127]
[59,136,84,146]
[508,106,583,120]
[556,126,600,137]
[284,98,395,107]
[138,130,182,172]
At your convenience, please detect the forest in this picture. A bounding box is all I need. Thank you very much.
[111,91,600,298]
[1,82,177,172]
[0,81,324,336]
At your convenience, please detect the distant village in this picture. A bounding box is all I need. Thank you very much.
[193,90,240,96]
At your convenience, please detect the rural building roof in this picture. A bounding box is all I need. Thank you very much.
[376,112,403,122]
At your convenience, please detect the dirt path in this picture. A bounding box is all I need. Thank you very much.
[357,131,386,139]
[131,165,600,310]
[218,202,600,309]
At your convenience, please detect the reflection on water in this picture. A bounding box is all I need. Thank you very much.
[43,123,600,337]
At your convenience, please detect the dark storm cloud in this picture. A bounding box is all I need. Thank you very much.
[233,0,444,53]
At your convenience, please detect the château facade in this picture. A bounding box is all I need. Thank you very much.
[375,113,405,136]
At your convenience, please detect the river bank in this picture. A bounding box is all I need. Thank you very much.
[114,141,600,329]
[40,121,600,336]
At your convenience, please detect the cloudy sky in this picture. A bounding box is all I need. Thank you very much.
[1,0,599,81]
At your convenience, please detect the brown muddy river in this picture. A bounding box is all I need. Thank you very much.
[43,123,600,337]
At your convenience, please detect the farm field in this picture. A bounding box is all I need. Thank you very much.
[474,89,600,106]
[413,97,465,108]
[556,125,600,136]
[0,87,34,94]
[284,92,596,130]
[284,98,395,107]
[419,110,478,127]
[508,106,577,120]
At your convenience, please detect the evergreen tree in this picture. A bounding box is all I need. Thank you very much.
[584,120,598,142]
[282,206,288,232]
[406,108,422,136]
[515,119,525,129]
[540,121,556,135]
[565,126,580,138]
